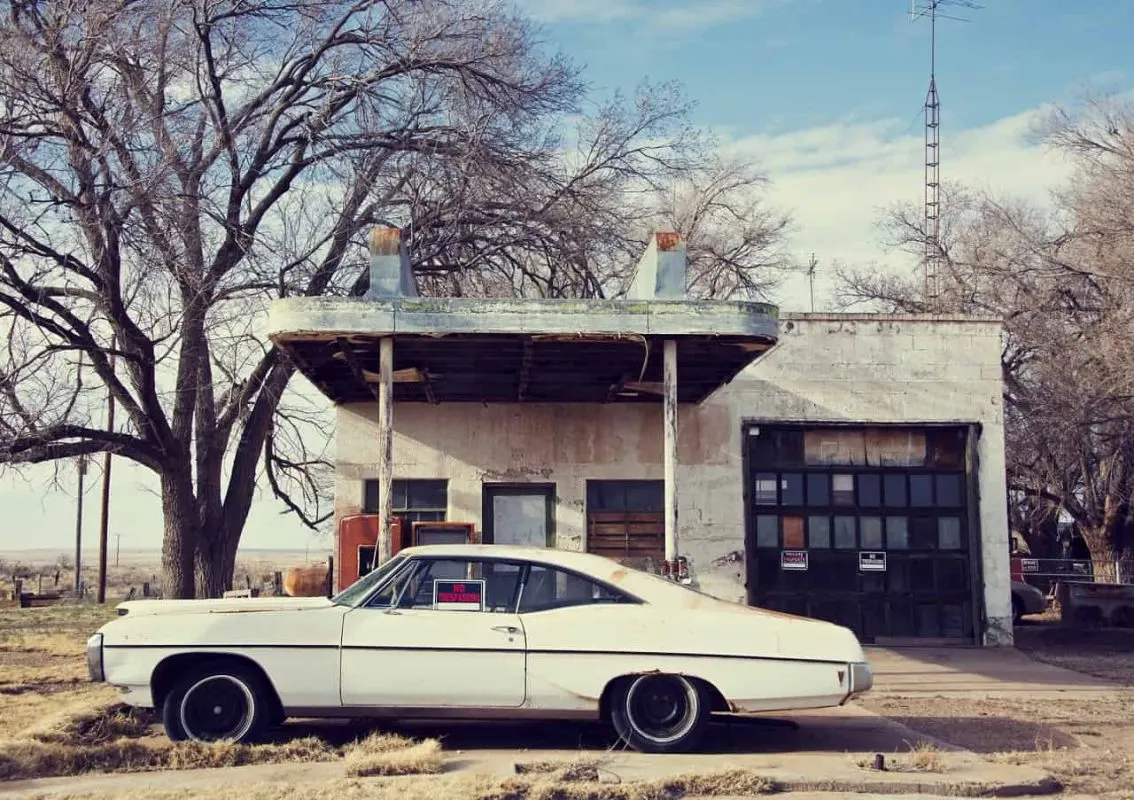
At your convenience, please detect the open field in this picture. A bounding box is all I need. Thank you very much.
[0,549,330,600]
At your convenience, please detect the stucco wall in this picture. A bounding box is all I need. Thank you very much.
[334,313,1011,646]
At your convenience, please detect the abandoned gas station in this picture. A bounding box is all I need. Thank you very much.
[267,228,1013,647]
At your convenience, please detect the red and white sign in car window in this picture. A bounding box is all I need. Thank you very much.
[432,579,485,611]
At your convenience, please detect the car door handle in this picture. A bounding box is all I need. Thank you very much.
[491,625,521,635]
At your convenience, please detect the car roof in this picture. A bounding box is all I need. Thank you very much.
[394,544,683,605]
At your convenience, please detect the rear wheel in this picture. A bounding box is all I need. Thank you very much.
[610,674,710,753]
[162,662,269,744]
[1011,595,1023,625]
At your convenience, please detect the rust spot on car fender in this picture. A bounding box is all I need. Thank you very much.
[609,569,629,583]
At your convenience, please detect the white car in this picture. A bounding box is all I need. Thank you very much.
[87,544,872,753]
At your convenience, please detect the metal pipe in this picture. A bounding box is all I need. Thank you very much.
[377,336,395,566]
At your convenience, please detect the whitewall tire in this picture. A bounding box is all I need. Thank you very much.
[610,674,711,753]
[162,662,269,744]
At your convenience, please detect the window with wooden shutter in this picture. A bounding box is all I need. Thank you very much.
[585,480,664,569]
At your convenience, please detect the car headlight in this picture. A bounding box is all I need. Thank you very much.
[849,661,873,694]
[86,633,104,682]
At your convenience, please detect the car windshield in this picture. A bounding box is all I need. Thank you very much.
[331,553,409,607]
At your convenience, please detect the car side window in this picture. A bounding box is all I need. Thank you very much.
[517,565,631,613]
[396,559,522,613]
[362,559,418,608]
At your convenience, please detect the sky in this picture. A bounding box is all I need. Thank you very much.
[1,0,1131,556]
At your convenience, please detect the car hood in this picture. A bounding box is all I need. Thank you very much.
[114,596,334,617]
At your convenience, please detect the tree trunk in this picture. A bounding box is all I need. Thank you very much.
[161,473,198,599]
[195,528,238,598]
[1080,525,1119,584]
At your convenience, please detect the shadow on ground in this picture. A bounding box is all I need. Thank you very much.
[873,715,1079,754]
[275,712,926,756]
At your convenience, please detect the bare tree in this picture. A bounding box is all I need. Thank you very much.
[0,0,790,597]
[836,96,1134,580]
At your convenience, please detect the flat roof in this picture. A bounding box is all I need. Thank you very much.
[267,296,779,405]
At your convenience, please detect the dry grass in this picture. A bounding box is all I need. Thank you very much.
[0,603,441,782]
[855,739,945,774]
[344,733,444,778]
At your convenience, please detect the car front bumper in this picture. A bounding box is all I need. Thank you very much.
[86,633,105,682]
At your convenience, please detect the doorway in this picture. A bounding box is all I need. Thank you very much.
[482,484,555,548]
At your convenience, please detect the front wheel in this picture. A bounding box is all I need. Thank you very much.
[610,674,710,753]
[162,662,269,744]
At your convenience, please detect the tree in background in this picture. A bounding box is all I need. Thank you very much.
[0,0,791,597]
[837,95,1134,581]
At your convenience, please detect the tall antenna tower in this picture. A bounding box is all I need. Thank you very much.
[909,0,979,310]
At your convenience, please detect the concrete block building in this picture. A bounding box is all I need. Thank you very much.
[269,228,1012,646]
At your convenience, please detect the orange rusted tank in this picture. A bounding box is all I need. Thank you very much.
[282,565,329,597]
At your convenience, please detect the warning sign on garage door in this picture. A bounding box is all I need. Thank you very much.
[858,551,887,572]
[781,551,809,571]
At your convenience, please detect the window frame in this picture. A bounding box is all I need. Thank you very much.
[362,478,448,521]
[353,555,642,614]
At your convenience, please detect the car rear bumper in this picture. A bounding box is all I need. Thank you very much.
[848,660,873,697]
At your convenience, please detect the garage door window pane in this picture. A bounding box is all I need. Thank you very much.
[911,517,937,549]
[938,517,962,549]
[860,516,883,549]
[883,474,907,507]
[808,516,831,548]
[783,515,805,549]
[936,474,962,507]
[781,474,804,506]
[832,475,855,506]
[834,516,856,549]
[806,474,829,506]
[910,475,934,507]
[857,474,881,507]
[756,515,778,547]
[886,516,909,549]
[754,474,778,505]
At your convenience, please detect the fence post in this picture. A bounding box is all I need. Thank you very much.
[1117,560,1124,586]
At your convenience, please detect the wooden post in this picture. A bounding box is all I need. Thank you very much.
[325,556,335,598]
[378,336,395,567]
[663,339,679,568]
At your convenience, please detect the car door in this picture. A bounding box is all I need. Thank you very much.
[340,556,528,708]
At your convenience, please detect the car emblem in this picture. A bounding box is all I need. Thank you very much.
[837,670,845,686]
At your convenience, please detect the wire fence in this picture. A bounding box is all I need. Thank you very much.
[1011,556,1125,597]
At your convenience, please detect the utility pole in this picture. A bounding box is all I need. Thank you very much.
[115,534,121,568]
[73,352,85,598]
[97,337,116,604]
[807,253,818,312]
[74,454,86,597]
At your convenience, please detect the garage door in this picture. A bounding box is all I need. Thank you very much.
[744,424,981,644]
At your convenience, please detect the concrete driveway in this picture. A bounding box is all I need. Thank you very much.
[866,645,1118,698]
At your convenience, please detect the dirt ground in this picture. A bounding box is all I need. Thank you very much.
[859,620,1134,799]
[3,601,1134,798]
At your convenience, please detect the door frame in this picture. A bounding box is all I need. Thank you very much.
[482,483,556,546]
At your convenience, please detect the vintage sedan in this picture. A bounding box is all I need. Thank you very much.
[87,544,872,753]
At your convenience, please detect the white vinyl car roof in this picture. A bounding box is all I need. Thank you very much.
[396,543,717,609]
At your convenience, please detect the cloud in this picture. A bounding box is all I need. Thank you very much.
[515,0,786,29]
[725,104,1078,311]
